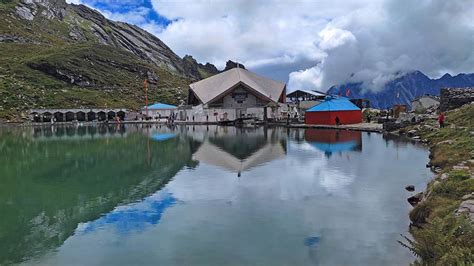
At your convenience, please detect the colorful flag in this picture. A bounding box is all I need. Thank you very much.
[144,79,149,91]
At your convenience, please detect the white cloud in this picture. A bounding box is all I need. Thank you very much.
[149,0,371,76]
[288,65,324,91]
[146,0,474,92]
[65,0,83,4]
[100,7,151,25]
[81,0,474,92]
[312,0,474,92]
[318,26,356,51]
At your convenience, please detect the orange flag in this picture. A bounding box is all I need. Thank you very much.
[144,79,149,91]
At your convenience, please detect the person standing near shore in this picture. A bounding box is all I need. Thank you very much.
[438,112,445,128]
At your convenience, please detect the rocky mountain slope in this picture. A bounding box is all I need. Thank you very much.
[0,0,219,120]
[327,71,474,109]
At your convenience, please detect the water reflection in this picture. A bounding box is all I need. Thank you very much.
[190,126,287,177]
[0,125,197,265]
[0,125,432,266]
[305,129,362,157]
[78,190,177,235]
[31,124,128,140]
[150,133,177,142]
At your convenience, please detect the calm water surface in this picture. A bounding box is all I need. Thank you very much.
[0,125,432,265]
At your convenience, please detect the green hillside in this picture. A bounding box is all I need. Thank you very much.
[0,42,189,120]
[397,104,474,264]
[0,0,217,121]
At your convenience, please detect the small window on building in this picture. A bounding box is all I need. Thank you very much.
[232,92,248,103]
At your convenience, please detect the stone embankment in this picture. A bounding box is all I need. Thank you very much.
[389,102,474,264]
[457,193,474,221]
[392,103,474,215]
[440,87,474,111]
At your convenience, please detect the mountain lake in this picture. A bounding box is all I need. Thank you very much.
[0,125,432,265]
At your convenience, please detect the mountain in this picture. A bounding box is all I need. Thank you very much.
[327,71,474,109]
[224,60,246,71]
[0,0,219,120]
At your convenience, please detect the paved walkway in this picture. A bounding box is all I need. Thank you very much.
[288,123,383,132]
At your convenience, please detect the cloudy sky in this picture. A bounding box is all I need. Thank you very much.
[66,0,474,92]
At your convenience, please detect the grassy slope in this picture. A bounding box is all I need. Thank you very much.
[0,0,18,8]
[398,104,474,265]
[0,4,191,121]
[0,43,189,120]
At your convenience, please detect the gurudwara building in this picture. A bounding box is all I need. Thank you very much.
[185,67,287,122]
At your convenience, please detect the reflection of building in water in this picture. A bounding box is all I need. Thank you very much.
[32,125,129,141]
[304,129,362,157]
[287,127,306,143]
[150,133,177,142]
[31,124,183,142]
[191,126,287,176]
[141,124,180,142]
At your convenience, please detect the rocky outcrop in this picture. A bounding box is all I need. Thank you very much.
[27,54,160,88]
[383,121,410,131]
[440,87,474,111]
[224,60,246,71]
[8,0,218,81]
[201,63,219,75]
[15,0,67,21]
[0,34,38,44]
[71,4,186,74]
[181,55,219,80]
[27,61,95,87]
[411,95,440,112]
[456,193,474,221]
[408,192,424,206]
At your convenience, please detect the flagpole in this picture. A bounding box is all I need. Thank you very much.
[144,79,149,119]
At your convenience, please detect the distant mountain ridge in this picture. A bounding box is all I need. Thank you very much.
[327,71,474,108]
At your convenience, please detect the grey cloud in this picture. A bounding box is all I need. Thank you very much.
[314,0,474,91]
[91,0,474,92]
